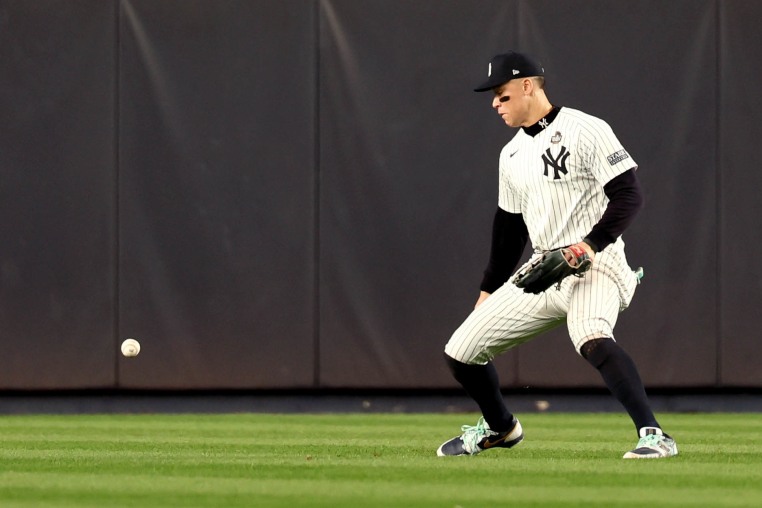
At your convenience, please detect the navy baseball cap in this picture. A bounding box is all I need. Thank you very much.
[473,51,545,92]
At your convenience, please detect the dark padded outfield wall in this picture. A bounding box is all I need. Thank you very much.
[1,0,761,391]
[117,0,317,388]
[718,0,762,386]
[317,0,522,387]
[0,1,117,389]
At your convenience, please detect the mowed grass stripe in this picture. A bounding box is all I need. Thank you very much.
[1,413,761,507]
[2,473,759,508]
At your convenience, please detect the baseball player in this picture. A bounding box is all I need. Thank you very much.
[437,51,677,459]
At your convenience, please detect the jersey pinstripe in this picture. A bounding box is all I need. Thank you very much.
[498,107,637,251]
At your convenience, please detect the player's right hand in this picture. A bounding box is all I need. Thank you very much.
[475,291,491,309]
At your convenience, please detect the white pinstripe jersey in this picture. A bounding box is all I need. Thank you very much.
[498,107,637,251]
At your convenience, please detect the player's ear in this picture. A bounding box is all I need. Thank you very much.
[522,78,533,95]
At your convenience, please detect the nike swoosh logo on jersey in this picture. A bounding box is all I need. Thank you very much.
[510,150,519,157]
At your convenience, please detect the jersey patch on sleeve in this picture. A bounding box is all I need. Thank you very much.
[607,149,630,165]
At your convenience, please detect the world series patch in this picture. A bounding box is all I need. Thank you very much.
[607,149,630,165]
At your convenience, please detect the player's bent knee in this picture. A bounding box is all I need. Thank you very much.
[580,337,620,369]
[579,336,613,358]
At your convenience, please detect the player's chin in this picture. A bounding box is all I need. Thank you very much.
[500,114,516,127]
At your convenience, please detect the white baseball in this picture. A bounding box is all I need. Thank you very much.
[121,338,141,357]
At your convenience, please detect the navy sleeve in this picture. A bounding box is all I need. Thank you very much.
[480,208,529,293]
[583,168,644,253]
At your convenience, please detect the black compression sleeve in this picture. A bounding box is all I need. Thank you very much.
[583,168,644,253]
[480,208,529,293]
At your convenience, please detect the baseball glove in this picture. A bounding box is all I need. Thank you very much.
[514,244,592,294]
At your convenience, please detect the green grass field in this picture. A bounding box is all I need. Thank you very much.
[1,412,761,507]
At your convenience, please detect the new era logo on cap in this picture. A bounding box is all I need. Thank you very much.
[474,51,545,92]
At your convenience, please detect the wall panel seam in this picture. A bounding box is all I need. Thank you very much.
[715,0,722,387]
[313,0,322,388]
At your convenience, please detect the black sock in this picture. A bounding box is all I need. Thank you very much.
[444,353,514,432]
[581,338,659,432]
